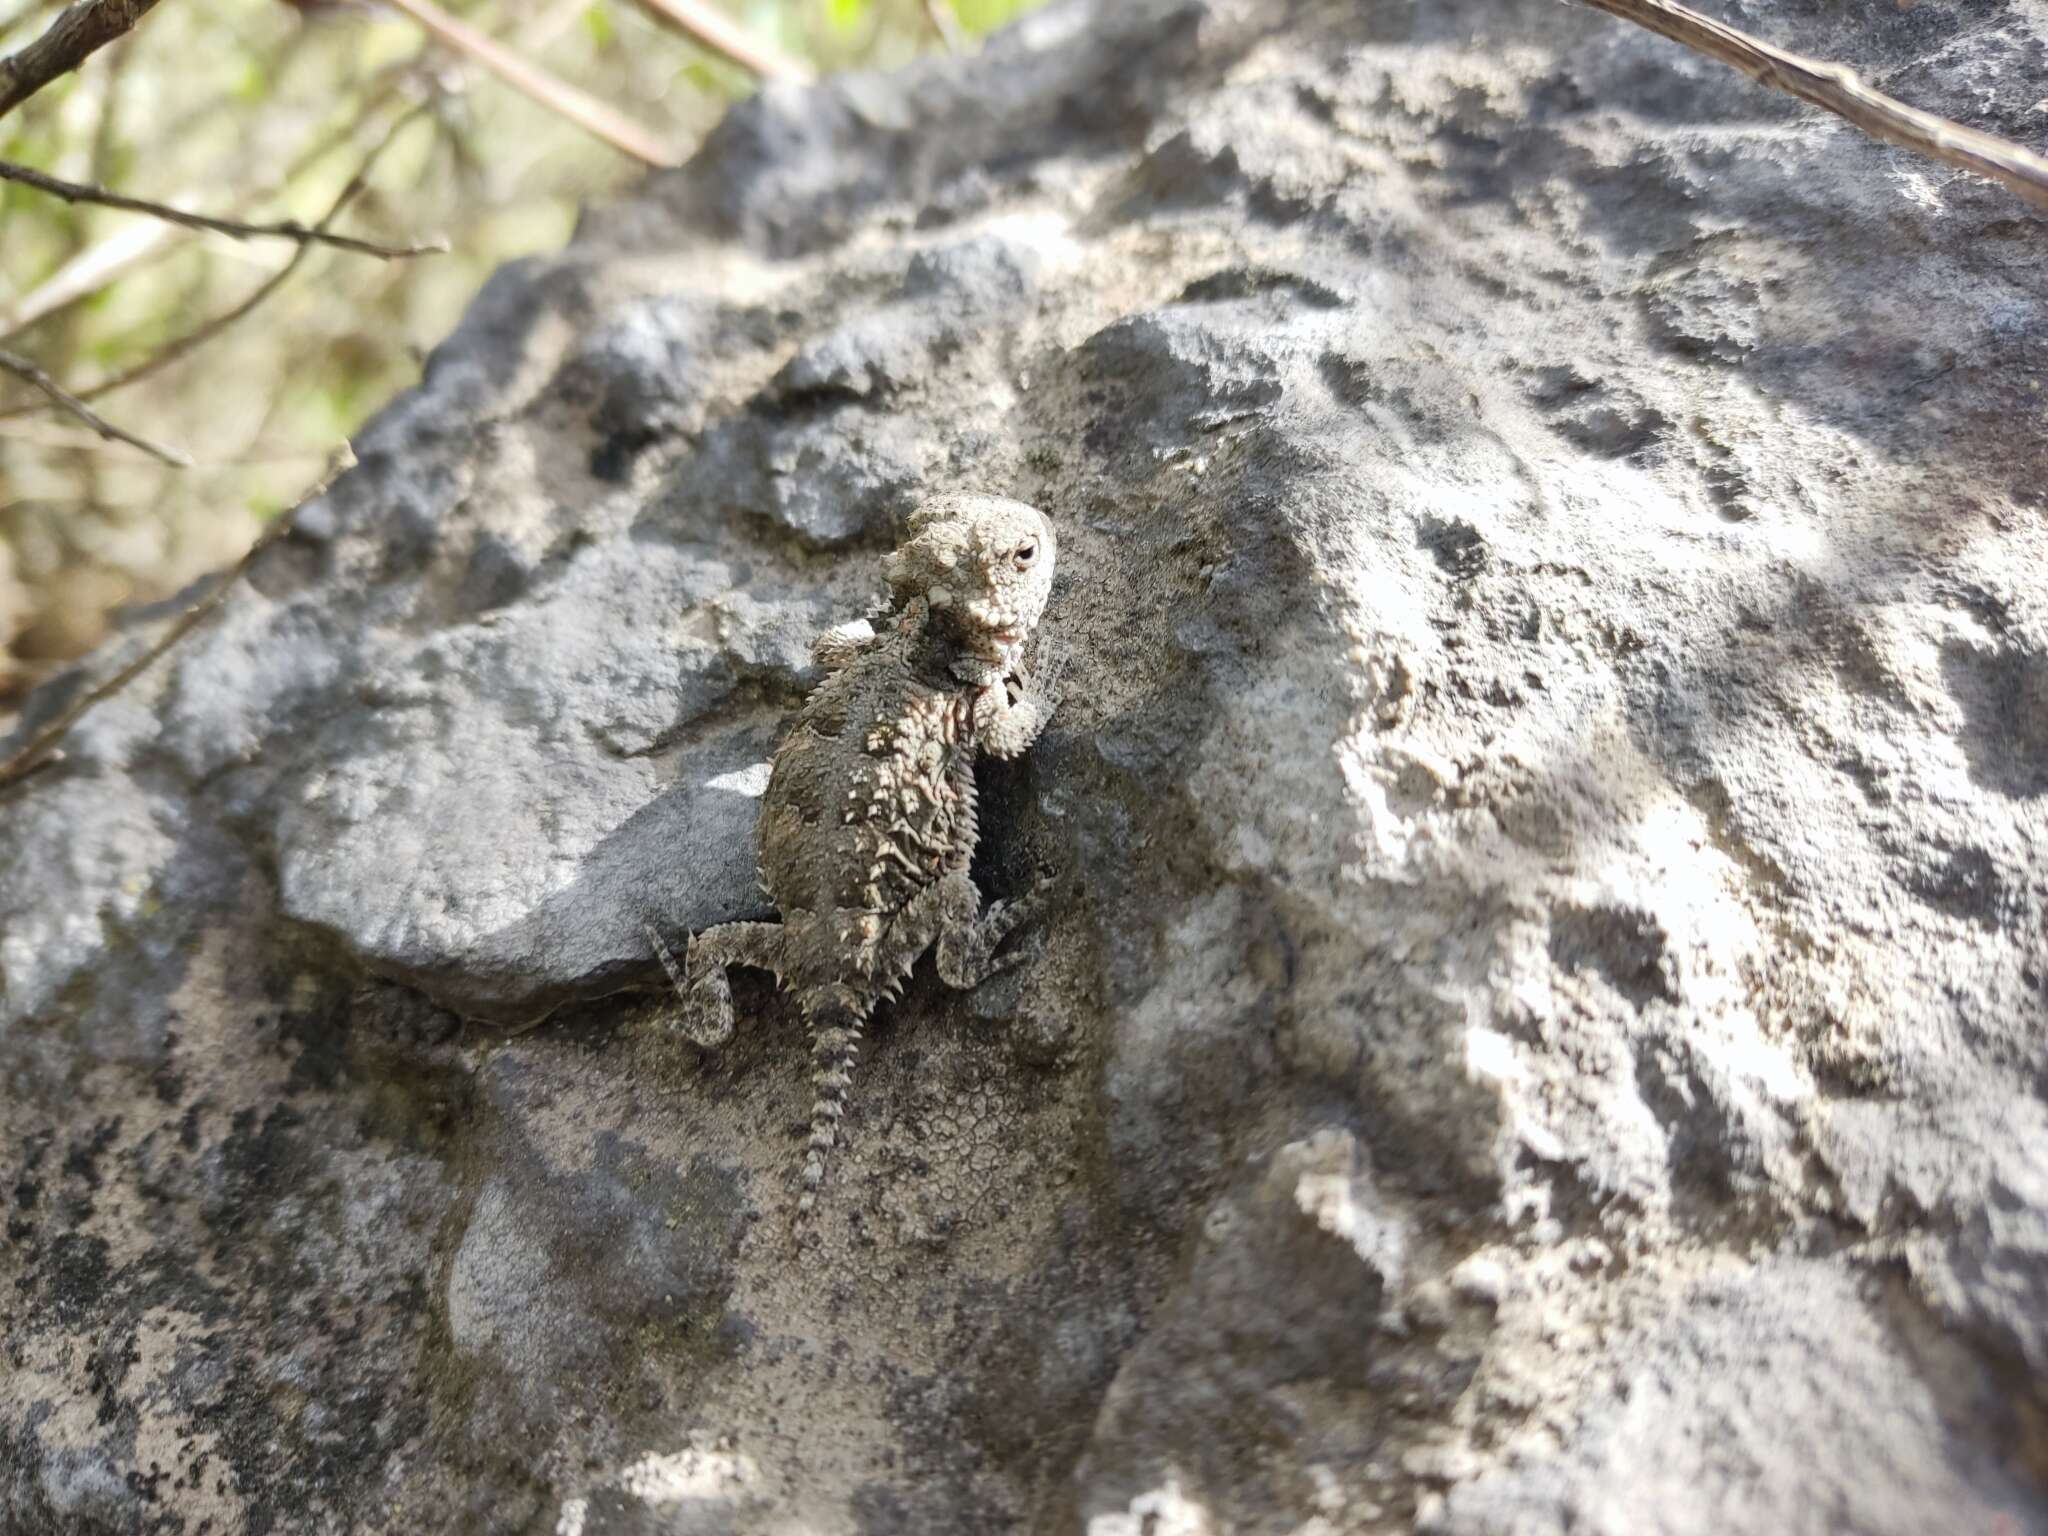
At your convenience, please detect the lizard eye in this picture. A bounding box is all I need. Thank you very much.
[1012,542,1037,570]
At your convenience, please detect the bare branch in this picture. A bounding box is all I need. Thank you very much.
[624,0,810,82]
[0,158,448,257]
[0,0,164,120]
[0,51,446,339]
[0,212,167,340]
[379,0,682,167]
[920,0,964,55]
[0,347,188,464]
[0,57,439,338]
[0,448,356,791]
[0,416,324,464]
[1578,0,2048,213]
[0,103,437,416]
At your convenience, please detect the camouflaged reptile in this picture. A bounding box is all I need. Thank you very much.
[646,493,1062,1221]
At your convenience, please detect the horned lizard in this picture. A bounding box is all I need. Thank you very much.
[646,492,1062,1222]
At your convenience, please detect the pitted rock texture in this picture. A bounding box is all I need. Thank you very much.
[5,1,2048,1531]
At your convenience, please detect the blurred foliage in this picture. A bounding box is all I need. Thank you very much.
[0,0,1040,695]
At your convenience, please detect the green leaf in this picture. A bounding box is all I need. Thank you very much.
[231,55,265,104]
[825,0,869,34]
[955,0,1036,35]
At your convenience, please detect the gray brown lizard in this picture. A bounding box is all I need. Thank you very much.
[646,493,1062,1220]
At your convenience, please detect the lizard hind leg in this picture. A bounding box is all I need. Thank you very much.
[645,920,785,1049]
[796,984,868,1224]
[934,871,1049,991]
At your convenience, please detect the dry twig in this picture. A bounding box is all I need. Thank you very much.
[919,0,964,54]
[0,103,438,416]
[0,0,164,119]
[0,159,447,257]
[1579,0,2048,212]
[0,346,187,464]
[379,0,681,167]
[626,0,810,82]
[0,448,357,791]
[0,417,328,464]
[0,209,170,340]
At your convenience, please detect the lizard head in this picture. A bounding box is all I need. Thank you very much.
[885,494,1057,659]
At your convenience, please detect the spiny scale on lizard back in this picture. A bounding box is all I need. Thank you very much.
[755,609,976,977]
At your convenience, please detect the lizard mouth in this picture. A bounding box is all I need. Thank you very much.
[962,621,1024,660]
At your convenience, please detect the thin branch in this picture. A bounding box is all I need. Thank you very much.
[0,448,355,791]
[919,0,963,55]
[0,347,187,464]
[0,417,327,464]
[378,0,681,167]
[0,52,443,339]
[0,0,164,120]
[0,158,448,257]
[0,103,437,416]
[624,0,809,82]
[518,0,600,52]
[0,191,168,340]
[1578,0,2048,213]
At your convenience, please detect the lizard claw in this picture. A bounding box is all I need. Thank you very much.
[1014,634,1068,716]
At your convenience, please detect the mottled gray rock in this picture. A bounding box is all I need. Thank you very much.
[5,0,2048,1531]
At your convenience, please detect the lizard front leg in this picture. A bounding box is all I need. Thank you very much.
[976,635,1066,760]
[645,920,785,1047]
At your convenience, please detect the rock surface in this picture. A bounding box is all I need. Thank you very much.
[5,0,2048,1530]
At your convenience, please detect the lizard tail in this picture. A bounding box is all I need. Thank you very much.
[796,985,867,1227]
